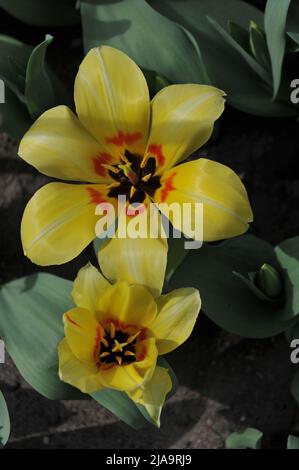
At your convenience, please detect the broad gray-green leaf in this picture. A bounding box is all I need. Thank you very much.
[0,0,79,27]
[0,391,10,448]
[25,35,71,120]
[170,235,294,338]
[150,0,295,116]
[265,0,292,99]
[165,236,189,285]
[226,428,263,449]
[150,0,264,29]
[0,274,82,400]
[287,435,299,449]
[91,389,146,430]
[80,0,210,85]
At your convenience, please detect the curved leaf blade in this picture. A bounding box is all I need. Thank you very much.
[0,274,83,400]
[0,391,10,448]
[226,428,263,449]
[80,0,209,85]
[265,0,292,99]
[170,235,293,338]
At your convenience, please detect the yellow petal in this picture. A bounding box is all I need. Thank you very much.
[128,366,172,427]
[154,159,253,241]
[18,105,115,183]
[98,204,168,297]
[151,288,201,355]
[99,338,157,392]
[96,281,157,327]
[75,46,150,157]
[146,85,225,173]
[21,182,115,266]
[58,339,103,394]
[63,308,103,363]
[72,262,110,312]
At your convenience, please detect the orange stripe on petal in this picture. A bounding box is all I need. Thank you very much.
[106,131,143,147]
[93,324,104,360]
[93,153,113,177]
[66,314,81,328]
[161,172,176,202]
[86,187,107,205]
[148,144,166,167]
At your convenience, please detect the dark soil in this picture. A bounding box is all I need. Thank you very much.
[1,0,299,449]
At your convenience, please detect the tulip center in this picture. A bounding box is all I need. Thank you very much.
[103,150,161,204]
[98,322,140,366]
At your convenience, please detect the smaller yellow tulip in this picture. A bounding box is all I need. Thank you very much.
[58,255,201,425]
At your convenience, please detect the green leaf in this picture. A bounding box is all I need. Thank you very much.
[170,235,294,338]
[0,34,32,138]
[265,0,292,99]
[249,21,271,70]
[275,237,299,321]
[232,270,280,303]
[165,236,189,285]
[150,0,264,30]
[150,0,296,117]
[287,435,299,449]
[91,389,147,430]
[0,274,83,400]
[80,0,210,85]
[225,428,263,449]
[0,0,79,27]
[207,16,272,86]
[0,391,10,448]
[25,35,72,120]
[0,34,31,85]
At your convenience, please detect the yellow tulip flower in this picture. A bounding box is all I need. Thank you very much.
[58,244,201,426]
[19,45,253,266]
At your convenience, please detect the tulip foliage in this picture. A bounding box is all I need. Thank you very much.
[0,391,10,448]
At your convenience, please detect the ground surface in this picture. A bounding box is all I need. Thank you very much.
[1,0,299,450]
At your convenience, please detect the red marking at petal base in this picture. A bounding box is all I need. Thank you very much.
[137,345,147,362]
[148,144,166,167]
[93,324,103,360]
[66,314,81,328]
[126,202,147,218]
[106,131,143,147]
[86,187,107,205]
[160,172,176,202]
[93,152,113,177]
